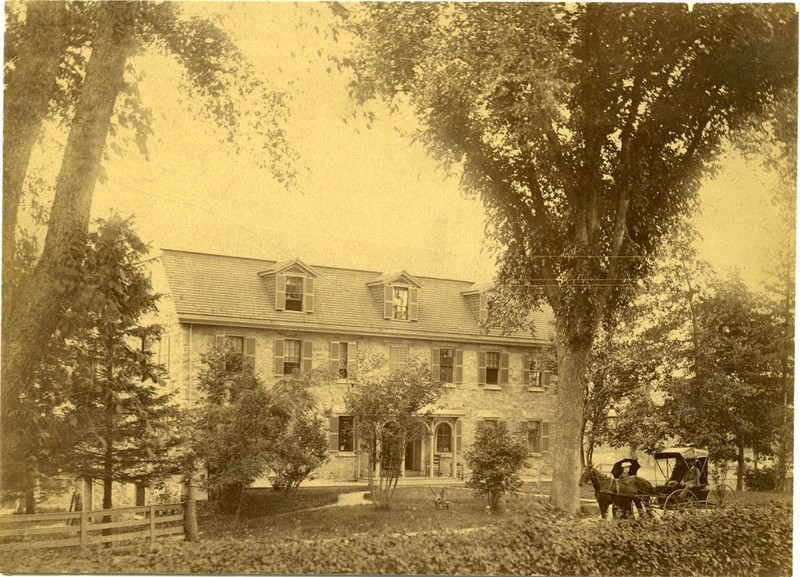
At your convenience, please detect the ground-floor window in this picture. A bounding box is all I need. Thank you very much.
[436,422,452,452]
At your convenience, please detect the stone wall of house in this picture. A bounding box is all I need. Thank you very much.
[169,323,556,482]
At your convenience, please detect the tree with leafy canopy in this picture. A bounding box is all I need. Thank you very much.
[345,2,797,512]
[344,357,444,509]
[2,1,296,469]
[53,216,181,515]
[2,216,180,514]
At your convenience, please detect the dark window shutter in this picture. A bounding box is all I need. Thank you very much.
[347,341,358,381]
[522,354,530,386]
[216,335,226,349]
[304,277,314,313]
[454,349,463,384]
[542,422,550,452]
[478,352,487,385]
[303,341,313,372]
[273,338,284,376]
[500,352,509,384]
[476,420,485,437]
[276,274,286,310]
[479,294,488,324]
[384,285,393,319]
[542,371,552,392]
[328,416,339,452]
[244,337,256,371]
[330,342,340,374]
[455,420,462,453]
[431,347,440,381]
[409,287,418,321]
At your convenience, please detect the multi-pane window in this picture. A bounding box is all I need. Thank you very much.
[338,416,354,452]
[339,342,349,379]
[529,356,542,386]
[392,287,409,320]
[526,421,542,453]
[439,348,454,383]
[225,336,244,355]
[285,276,304,311]
[486,352,500,385]
[284,339,302,374]
[436,423,452,452]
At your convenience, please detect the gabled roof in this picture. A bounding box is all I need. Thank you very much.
[157,249,555,345]
[461,280,494,296]
[258,257,319,278]
[365,270,423,288]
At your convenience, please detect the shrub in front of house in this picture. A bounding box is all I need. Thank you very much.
[465,422,529,512]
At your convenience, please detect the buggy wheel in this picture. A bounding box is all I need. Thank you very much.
[663,489,698,514]
[705,484,735,509]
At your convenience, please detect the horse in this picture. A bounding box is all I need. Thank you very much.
[579,465,651,519]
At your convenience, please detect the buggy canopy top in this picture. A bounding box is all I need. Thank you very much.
[653,447,709,461]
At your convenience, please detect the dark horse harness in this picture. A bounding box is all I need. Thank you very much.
[581,466,652,518]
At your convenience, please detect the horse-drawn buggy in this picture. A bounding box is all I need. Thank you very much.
[579,446,736,519]
[650,446,736,514]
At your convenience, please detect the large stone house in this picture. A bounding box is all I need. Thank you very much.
[151,249,558,482]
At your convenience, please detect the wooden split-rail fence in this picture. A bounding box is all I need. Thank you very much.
[0,502,190,552]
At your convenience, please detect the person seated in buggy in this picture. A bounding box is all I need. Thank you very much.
[666,459,701,489]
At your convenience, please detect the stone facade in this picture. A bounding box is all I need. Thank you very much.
[151,249,558,481]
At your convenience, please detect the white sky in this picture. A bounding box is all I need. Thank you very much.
[42,3,792,289]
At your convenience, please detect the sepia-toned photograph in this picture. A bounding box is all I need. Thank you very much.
[0,2,796,575]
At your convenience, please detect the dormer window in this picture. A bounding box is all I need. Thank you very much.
[393,287,409,320]
[285,276,304,311]
[259,258,319,314]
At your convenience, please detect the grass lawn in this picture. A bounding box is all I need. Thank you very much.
[197,481,793,543]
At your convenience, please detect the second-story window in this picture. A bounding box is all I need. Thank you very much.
[338,342,349,379]
[440,348,454,383]
[285,276,304,311]
[284,339,302,374]
[392,287,409,320]
[486,352,500,385]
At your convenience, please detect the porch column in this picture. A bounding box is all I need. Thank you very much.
[429,419,436,478]
[451,419,457,478]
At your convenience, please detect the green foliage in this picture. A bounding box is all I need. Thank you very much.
[465,422,529,512]
[744,464,779,492]
[190,345,285,513]
[344,356,444,509]
[269,369,331,496]
[2,503,791,576]
[347,2,797,511]
[2,216,180,509]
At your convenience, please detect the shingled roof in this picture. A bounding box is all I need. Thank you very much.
[158,249,554,345]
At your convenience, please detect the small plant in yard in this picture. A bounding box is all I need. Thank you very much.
[465,422,529,512]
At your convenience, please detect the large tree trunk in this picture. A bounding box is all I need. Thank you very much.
[1,3,136,438]
[2,1,69,309]
[550,340,592,514]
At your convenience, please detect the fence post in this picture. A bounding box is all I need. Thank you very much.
[183,481,199,542]
[79,509,88,546]
[149,504,156,543]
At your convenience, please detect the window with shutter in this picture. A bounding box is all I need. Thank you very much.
[338,416,354,452]
[430,347,440,381]
[408,287,418,321]
[454,349,463,384]
[330,342,340,375]
[485,352,500,385]
[383,285,393,319]
[526,421,542,453]
[478,352,487,385]
[276,274,287,310]
[304,277,314,313]
[455,420,462,453]
[346,341,357,381]
[274,338,285,376]
[435,423,452,452]
[389,344,409,373]
[244,337,256,371]
[303,340,313,372]
[542,422,550,452]
[522,354,530,386]
[499,352,509,384]
[439,348,454,384]
[328,416,339,452]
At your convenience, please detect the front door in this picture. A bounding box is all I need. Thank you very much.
[404,437,422,474]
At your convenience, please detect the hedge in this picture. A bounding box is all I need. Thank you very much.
[0,502,791,576]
